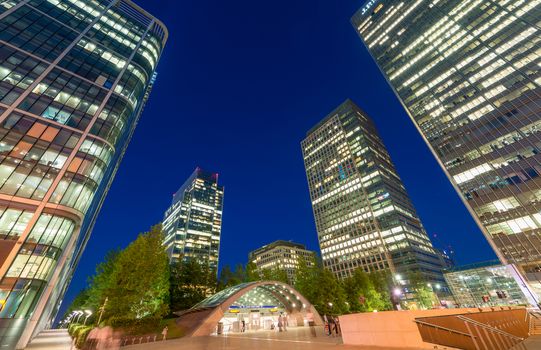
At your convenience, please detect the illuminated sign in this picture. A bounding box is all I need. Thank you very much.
[229,305,276,309]
[361,0,380,15]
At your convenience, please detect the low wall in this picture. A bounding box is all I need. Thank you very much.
[339,308,481,348]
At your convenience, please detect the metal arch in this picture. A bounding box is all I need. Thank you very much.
[175,280,323,337]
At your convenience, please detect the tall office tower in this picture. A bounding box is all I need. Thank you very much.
[352,1,541,287]
[302,100,446,288]
[163,168,224,270]
[0,0,167,347]
[248,240,316,285]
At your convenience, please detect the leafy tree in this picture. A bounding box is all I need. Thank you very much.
[169,259,217,312]
[407,271,437,310]
[85,249,120,312]
[343,269,388,313]
[105,224,170,320]
[369,270,393,311]
[245,262,260,282]
[261,267,289,284]
[294,256,347,316]
[63,289,90,320]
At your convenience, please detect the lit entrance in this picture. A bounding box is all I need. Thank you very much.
[174,281,322,337]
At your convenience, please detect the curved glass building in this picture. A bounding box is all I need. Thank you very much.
[0,0,167,347]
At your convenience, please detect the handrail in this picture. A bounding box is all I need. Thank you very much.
[457,315,524,341]
[414,319,476,338]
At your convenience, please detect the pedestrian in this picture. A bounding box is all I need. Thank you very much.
[306,311,316,337]
[162,326,168,341]
[277,317,283,332]
[333,316,340,336]
[323,314,331,336]
[241,320,246,333]
[282,315,288,332]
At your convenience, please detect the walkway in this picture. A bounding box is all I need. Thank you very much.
[125,327,425,350]
[513,335,541,350]
[25,329,72,350]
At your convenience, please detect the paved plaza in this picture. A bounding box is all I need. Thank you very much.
[124,327,422,350]
[24,326,541,350]
[24,329,72,350]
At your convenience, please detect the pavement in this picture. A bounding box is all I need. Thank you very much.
[516,334,541,350]
[124,327,425,350]
[24,329,72,349]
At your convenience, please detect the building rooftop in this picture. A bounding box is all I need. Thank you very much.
[305,99,367,136]
[249,240,309,258]
[443,260,502,273]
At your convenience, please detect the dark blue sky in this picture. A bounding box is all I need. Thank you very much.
[61,0,496,315]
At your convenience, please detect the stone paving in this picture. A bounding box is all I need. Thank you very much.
[125,327,425,350]
[25,329,72,350]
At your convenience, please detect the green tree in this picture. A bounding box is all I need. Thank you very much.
[169,259,217,312]
[105,224,170,320]
[85,249,120,312]
[343,269,388,313]
[294,256,347,316]
[261,267,289,284]
[245,262,260,282]
[63,289,91,320]
[408,271,436,310]
[369,270,393,311]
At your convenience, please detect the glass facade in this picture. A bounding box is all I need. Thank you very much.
[0,0,167,347]
[444,262,539,308]
[163,167,224,270]
[301,100,447,288]
[248,240,316,285]
[351,1,541,282]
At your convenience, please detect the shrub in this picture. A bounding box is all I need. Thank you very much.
[75,326,92,349]
[107,316,161,335]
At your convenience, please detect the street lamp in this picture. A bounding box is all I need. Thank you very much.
[83,310,93,325]
[75,310,84,323]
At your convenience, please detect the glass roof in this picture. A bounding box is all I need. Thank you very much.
[190,282,306,312]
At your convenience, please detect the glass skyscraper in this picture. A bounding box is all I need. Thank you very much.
[0,0,166,347]
[163,167,224,271]
[301,100,447,289]
[352,1,541,286]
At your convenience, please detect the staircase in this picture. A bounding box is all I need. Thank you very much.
[531,312,541,335]
[24,329,72,350]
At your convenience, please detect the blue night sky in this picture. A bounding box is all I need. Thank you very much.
[61,0,496,315]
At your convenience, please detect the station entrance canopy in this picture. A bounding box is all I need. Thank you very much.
[174,281,322,336]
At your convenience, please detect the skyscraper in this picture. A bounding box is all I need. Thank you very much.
[248,240,316,284]
[352,1,541,288]
[163,167,224,270]
[0,0,166,347]
[301,100,446,288]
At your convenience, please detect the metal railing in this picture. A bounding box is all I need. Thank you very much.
[457,315,525,350]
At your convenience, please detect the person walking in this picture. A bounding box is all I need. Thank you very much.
[277,316,283,332]
[162,326,168,341]
[333,316,340,336]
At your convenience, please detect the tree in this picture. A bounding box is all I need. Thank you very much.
[170,259,216,312]
[408,271,437,310]
[294,256,347,316]
[105,224,170,320]
[245,262,260,282]
[63,289,90,320]
[85,249,120,312]
[369,270,393,311]
[343,269,388,313]
[261,267,289,284]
